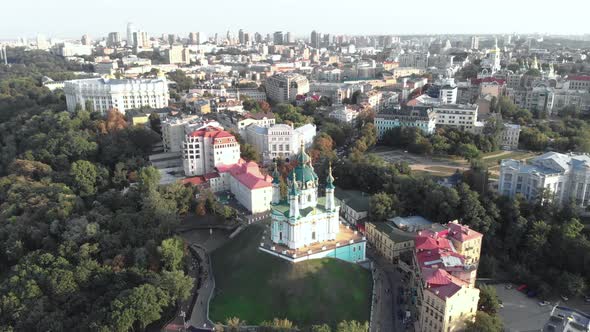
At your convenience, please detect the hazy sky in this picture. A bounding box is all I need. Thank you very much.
[2,0,589,39]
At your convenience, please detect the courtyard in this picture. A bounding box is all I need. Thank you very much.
[209,223,372,328]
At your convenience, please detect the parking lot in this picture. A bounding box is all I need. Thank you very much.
[495,284,554,331]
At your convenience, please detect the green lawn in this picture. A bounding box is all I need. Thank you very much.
[481,151,539,168]
[209,224,372,327]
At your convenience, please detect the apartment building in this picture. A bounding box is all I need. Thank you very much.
[64,78,169,114]
[499,152,590,208]
[182,127,240,176]
[433,104,478,131]
[245,123,316,162]
[374,106,436,138]
[265,73,310,103]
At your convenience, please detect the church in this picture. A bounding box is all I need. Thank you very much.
[259,145,366,263]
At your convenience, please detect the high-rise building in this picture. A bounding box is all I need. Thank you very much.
[238,29,245,45]
[167,45,190,65]
[167,34,176,46]
[265,73,310,103]
[323,33,331,47]
[189,32,200,45]
[254,32,262,43]
[126,22,137,44]
[107,32,121,47]
[81,34,91,46]
[285,32,293,44]
[273,31,284,45]
[310,30,321,49]
[132,31,150,48]
[243,32,251,46]
[470,35,479,50]
[64,78,169,114]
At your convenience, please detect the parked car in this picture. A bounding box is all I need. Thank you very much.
[585,296,590,303]
[505,284,513,290]
[561,295,569,301]
[527,290,538,298]
[539,301,550,306]
[517,284,528,292]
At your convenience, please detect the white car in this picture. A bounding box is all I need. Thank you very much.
[539,301,550,306]
[561,295,569,301]
[505,284,513,289]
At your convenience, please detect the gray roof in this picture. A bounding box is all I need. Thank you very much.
[335,188,370,212]
[502,152,590,175]
[543,306,590,332]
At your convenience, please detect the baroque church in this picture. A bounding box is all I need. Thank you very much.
[259,145,366,263]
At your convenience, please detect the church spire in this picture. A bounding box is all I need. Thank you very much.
[289,172,299,197]
[272,162,281,185]
[326,162,335,190]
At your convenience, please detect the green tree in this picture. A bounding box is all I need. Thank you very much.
[336,320,369,332]
[157,270,194,301]
[369,192,396,221]
[110,284,170,331]
[137,166,161,193]
[465,311,503,332]
[457,143,481,161]
[312,324,332,332]
[478,285,500,314]
[158,237,184,271]
[557,272,586,297]
[241,143,260,162]
[70,160,99,197]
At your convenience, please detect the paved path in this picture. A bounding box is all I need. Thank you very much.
[370,264,394,332]
[187,245,215,330]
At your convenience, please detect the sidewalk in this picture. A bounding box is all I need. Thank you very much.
[187,244,215,330]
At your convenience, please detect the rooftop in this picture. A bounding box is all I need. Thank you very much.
[216,159,272,190]
[544,306,590,332]
[334,188,370,212]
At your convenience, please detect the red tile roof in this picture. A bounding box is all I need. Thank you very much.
[568,75,590,81]
[422,268,467,299]
[182,176,206,185]
[216,159,272,190]
[188,126,234,139]
[447,222,482,242]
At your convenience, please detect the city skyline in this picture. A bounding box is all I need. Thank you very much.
[2,0,589,39]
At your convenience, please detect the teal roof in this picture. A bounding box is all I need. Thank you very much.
[326,164,335,190]
[289,173,299,196]
[271,196,340,219]
[272,163,281,185]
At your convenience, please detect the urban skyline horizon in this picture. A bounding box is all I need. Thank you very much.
[2,0,588,40]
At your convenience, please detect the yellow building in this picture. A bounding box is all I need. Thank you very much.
[418,269,480,332]
[366,222,415,263]
[446,221,483,266]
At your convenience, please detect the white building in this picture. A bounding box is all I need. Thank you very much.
[265,73,310,103]
[438,79,458,104]
[245,123,316,162]
[329,105,360,123]
[433,104,478,131]
[499,152,590,208]
[64,78,169,114]
[182,127,240,176]
[213,159,273,214]
[162,115,221,152]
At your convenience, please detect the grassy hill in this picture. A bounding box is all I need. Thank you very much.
[209,223,372,327]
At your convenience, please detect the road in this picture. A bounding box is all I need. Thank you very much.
[368,250,407,332]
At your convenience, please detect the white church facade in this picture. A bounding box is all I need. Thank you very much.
[259,146,367,263]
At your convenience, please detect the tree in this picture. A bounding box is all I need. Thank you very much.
[478,285,500,314]
[224,317,246,331]
[240,143,260,162]
[137,166,161,193]
[557,272,586,297]
[157,270,194,302]
[336,321,369,332]
[104,109,128,133]
[158,237,184,271]
[465,312,503,332]
[312,324,332,332]
[70,160,99,197]
[110,284,170,331]
[369,192,397,221]
[457,143,481,161]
